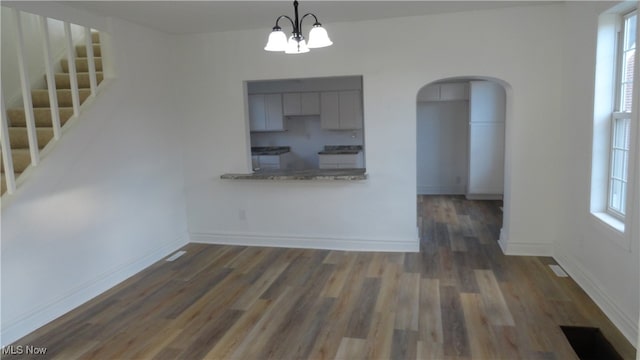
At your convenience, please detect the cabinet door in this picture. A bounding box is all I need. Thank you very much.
[264,94,284,130]
[256,155,282,170]
[417,85,440,102]
[260,163,280,170]
[337,163,357,169]
[468,123,504,194]
[283,93,301,116]
[300,92,320,115]
[319,162,338,169]
[248,94,266,131]
[320,92,340,129]
[338,90,363,129]
[439,83,468,101]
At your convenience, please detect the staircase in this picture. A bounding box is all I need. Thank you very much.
[1,31,103,195]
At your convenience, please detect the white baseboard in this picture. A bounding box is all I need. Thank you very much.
[465,193,504,200]
[190,231,420,253]
[498,228,508,253]
[497,230,552,256]
[555,254,638,346]
[0,237,187,347]
[417,185,465,195]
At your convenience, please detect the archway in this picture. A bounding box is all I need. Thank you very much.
[416,76,512,248]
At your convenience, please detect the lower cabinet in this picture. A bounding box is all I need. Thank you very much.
[318,153,364,169]
[252,154,291,171]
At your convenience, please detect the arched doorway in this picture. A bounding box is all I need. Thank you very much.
[416,77,511,246]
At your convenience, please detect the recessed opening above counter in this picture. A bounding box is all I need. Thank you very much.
[245,76,365,173]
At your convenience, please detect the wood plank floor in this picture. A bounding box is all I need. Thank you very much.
[5,196,636,359]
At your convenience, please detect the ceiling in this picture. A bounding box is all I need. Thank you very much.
[61,1,558,35]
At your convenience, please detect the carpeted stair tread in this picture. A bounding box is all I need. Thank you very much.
[31,89,91,107]
[2,31,103,196]
[49,72,104,89]
[61,57,102,73]
[8,127,54,149]
[75,44,102,57]
[1,149,31,173]
[7,108,73,127]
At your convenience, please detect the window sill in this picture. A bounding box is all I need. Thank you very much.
[591,211,625,233]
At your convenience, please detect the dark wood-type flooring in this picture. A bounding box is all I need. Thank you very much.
[6,196,636,359]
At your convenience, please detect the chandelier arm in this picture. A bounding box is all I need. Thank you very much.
[275,15,295,30]
[300,13,320,28]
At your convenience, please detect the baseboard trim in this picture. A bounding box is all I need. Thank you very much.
[498,228,508,254]
[555,254,638,346]
[0,237,187,347]
[190,231,420,253]
[417,185,465,195]
[498,231,552,256]
[465,193,504,200]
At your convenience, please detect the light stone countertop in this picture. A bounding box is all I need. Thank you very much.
[220,168,367,181]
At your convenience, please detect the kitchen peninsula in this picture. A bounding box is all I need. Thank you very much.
[222,75,367,180]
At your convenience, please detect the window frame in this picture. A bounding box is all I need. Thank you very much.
[606,9,636,220]
[607,112,631,219]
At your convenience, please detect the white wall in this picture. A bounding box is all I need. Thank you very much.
[553,2,639,345]
[0,6,188,345]
[176,5,565,255]
[416,100,469,194]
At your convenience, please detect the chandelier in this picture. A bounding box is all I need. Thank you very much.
[264,0,333,54]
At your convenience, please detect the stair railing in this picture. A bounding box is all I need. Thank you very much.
[12,8,40,167]
[1,91,16,194]
[1,8,100,195]
[40,14,61,141]
[84,27,98,95]
[63,21,81,116]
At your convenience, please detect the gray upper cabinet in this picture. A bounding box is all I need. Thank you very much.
[283,92,320,116]
[439,83,469,101]
[320,90,363,130]
[249,94,285,131]
[417,83,468,102]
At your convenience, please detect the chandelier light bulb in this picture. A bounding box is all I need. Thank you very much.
[285,36,310,54]
[264,28,288,51]
[307,24,332,48]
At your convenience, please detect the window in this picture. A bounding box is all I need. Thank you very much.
[591,6,637,235]
[608,10,636,219]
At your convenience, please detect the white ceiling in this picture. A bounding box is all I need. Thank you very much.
[61,1,558,35]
